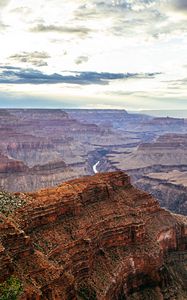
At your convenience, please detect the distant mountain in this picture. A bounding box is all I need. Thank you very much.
[137,110,187,118]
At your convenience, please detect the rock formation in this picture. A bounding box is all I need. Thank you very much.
[103,133,187,215]
[106,133,187,170]
[1,109,187,216]
[0,109,104,191]
[135,170,187,215]
[0,171,186,299]
[0,109,137,192]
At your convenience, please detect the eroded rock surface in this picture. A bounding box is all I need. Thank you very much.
[135,170,187,216]
[0,171,186,299]
[104,133,187,215]
[1,109,187,216]
[0,109,137,192]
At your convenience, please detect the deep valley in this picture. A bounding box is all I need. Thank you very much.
[1,109,187,217]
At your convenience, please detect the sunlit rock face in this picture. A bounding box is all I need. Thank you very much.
[0,171,186,299]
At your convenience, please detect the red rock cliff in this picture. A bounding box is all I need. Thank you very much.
[0,171,187,299]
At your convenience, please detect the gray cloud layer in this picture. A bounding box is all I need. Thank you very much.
[9,51,50,67]
[172,0,187,11]
[75,56,89,65]
[0,66,159,85]
[74,0,187,40]
[31,24,91,37]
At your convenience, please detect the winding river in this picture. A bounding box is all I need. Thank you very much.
[93,161,100,174]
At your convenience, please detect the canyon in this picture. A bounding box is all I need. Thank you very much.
[102,133,187,216]
[0,171,187,299]
[0,109,137,192]
[1,109,187,216]
[135,170,187,215]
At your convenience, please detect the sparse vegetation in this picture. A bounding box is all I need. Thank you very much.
[33,242,44,252]
[0,276,22,300]
[0,191,26,216]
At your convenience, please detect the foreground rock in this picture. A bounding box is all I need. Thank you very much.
[0,171,187,299]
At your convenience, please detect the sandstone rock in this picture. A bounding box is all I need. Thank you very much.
[0,171,186,299]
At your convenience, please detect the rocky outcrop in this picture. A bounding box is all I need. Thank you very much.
[103,133,187,215]
[0,154,27,174]
[1,109,187,224]
[0,109,148,192]
[65,109,152,132]
[140,117,187,133]
[0,109,109,191]
[0,171,186,299]
[135,170,187,215]
[0,157,91,192]
[0,213,31,282]
[107,133,187,171]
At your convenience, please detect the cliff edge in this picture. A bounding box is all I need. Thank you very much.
[0,171,187,299]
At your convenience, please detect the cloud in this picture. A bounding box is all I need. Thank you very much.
[0,20,8,30]
[75,56,89,65]
[75,0,157,19]
[74,2,127,20]
[0,66,160,85]
[10,6,32,14]
[0,0,10,7]
[106,90,145,96]
[165,77,187,89]
[74,0,187,40]
[31,23,91,37]
[0,0,10,30]
[74,1,165,41]
[9,51,50,67]
[112,9,172,40]
[171,0,187,11]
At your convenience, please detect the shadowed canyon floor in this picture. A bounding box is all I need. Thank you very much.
[0,171,187,299]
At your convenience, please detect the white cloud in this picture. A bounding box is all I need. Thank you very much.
[0,0,186,110]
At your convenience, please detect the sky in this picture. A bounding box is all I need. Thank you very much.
[0,0,187,112]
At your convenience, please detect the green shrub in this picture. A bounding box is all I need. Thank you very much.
[0,276,22,300]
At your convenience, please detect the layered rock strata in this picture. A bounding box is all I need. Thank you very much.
[2,109,187,194]
[0,171,186,299]
[0,109,136,192]
[103,133,187,215]
[135,170,187,215]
